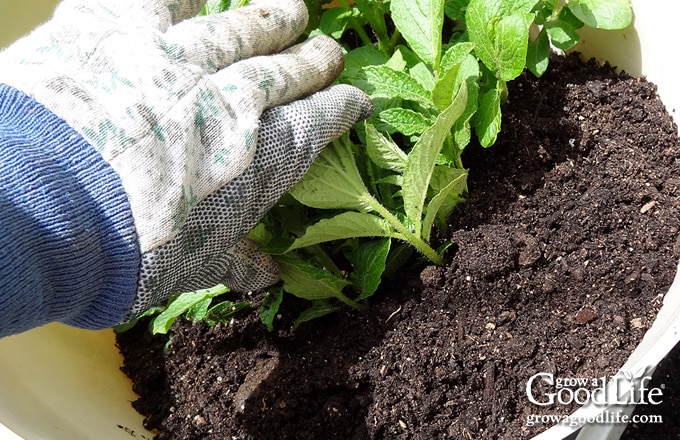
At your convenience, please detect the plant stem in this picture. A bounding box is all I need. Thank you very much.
[388,28,402,54]
[549,0,562,21]
[339,0,375,47]
[366,4,392,54]
[362,195,443,265]
[335,291,364,309]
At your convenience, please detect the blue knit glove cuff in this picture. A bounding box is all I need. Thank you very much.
[0,84,139,336]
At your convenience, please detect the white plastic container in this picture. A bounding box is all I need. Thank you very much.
[0,2,678,439]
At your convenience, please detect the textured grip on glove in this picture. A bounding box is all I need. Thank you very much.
[126,85,373,319]
[0,0,375,323]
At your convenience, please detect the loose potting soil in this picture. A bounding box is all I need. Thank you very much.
[117,53,680,439]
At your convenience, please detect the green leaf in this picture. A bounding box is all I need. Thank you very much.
[365,122,408,172]
[294,300,341,328]
[403,82,468,237]
[287,212,399,251]
[289,139,372,211]
[205,301,249,326]
[260,287,284,332]
[383,242,415,278]
[466,0,537,81]
[526,28,550,77]
[202,0,235,14]
[375,174,404,186]
[433,44,476,110]
[113,307,161,333]
[475,84,503,147]
[445,0,469,21]
[545,19,581,50]
[277,254,352,301]
[150,284,230,334]
[314,8,351,39]
[390,0,445,68]
[361,65,433,107]
[380,108,435,136]
[452,55,481,149]
[340,45,390,83]
[422,168,467,241]
[440,42,476,73]
[350,238,391,301]
[567,0,632,30]
[246,222,271,246]
[185,297,212,322]
[386,48,409,71]
[410,62,436,91]
[391,45,424,69]
[558,5,585,29]
[532,0,553,25]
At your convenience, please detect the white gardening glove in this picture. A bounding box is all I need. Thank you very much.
[0,0,373,319]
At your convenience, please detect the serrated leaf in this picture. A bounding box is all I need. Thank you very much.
[350,238,391,301]
[380,108,435,136]
[151,285,230,334]
[361,65,433,107]
[287,212,399,251]
[289,139,372,211]
[527,28,550,77]
[567,0,632,30]
[466,0,537,81]
[277,254,351,301]
[475,84,503,147]
[293,300,341,328]
[365,122,408,172]
[390,0,445,68]
[403,82,468,237]
[422,168,467,241]
[259,287,283,332]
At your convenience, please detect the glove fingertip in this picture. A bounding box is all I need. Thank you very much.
[221,239,280,292]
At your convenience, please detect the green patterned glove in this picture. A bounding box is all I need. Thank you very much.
[0,0,373,319]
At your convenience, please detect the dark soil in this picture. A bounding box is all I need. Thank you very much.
[117,53,680,439]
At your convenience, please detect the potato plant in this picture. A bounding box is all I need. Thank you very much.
[121,0,633,334]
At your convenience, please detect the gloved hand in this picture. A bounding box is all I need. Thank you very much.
[0,0,373,320]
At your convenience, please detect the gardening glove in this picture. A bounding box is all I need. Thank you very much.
[0,0,373,320]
